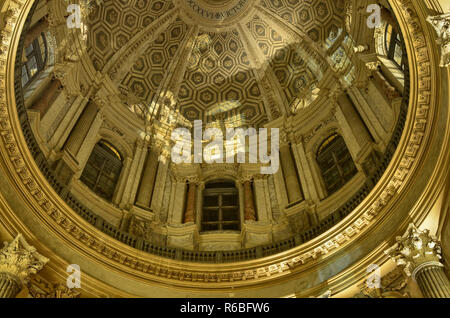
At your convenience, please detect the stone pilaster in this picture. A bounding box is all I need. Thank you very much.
[31,78,62,118]
[347,86,389,149]
[0,234,49,298]
[335,93,372,164]
[291,139,322,202]
[135,145,160,209]
[64,100,98,158]
[385,224,450,298]
[279,141,303,204]
[253,175,271,222]
[168,175,188,225]
[240,175,256,221]
[183,177,199,223]
[150,153,170,214]
[118,139,147,208]
[49,95,89,152]
[51,99,101,187]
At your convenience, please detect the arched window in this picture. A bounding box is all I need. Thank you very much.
[21,33,47,87]
[317,134,357,195]
[80,140,123,201]
[201,180,240,232]
[385,24,405,70]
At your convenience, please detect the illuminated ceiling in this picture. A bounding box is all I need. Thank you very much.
[86,0,348,127]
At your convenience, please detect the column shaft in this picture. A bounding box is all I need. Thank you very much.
[416,265,450,298]
[243,180,256,221]
[64,101,98,157]
[371,70,400,102]
[0,274,21,298]
[336,93,372,161]
[293,141,322,202]
[280,144,303,203]
[184,182,197,223]
[150,159,169,212]
[135,149,159,208]
[31,78,62,118]
[119,142,146,207]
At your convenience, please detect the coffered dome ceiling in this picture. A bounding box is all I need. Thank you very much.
[86,0,348,127]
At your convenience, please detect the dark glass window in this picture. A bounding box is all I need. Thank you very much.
[385,24,405,70]
[80,140,123,201]
[201,180,240,232]
[317,134,357,195]
[22,33,47,87]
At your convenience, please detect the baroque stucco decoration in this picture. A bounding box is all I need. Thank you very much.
[427,12,450,67]
[0,234,49,286]
[385,224,443,278]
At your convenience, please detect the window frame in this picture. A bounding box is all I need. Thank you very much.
[384,24,405,71]
[22,32,48,88]
[316,134,358,196]
[201,181,240,232]
[80,140,123,202]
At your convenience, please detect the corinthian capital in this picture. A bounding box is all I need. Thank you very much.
[0,234,49,286]
[427,12,450,67]
[385,224,443,279]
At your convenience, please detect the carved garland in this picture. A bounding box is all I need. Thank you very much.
[0,0,438,285]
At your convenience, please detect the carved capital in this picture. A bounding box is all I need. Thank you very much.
[427,13,450,67]
[238,173,254,184]
[385,224,443,279]
[0,234,49,286]
[365,61,381,72]
[186,176,200,185]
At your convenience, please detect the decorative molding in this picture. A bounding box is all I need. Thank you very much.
[29,278,80,298]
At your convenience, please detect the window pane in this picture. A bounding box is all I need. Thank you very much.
[385,25,392,52]
[317,135,357,195]
[203,209,219,222]
[203,195,218,207]
[25,43,33,55]
[81,141,123,201]
[27,56,38,77]
[222,195,237,206]
[21,65,29,87]
[202,223,219,232]
[222,208,239,221]
[394,44,403,65]
[222,223,240,231]
[80,165,98,185]
[340,159,356,178]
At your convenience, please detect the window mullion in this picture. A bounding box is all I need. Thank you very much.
[93,160,107,192]
[332,152,344,177]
